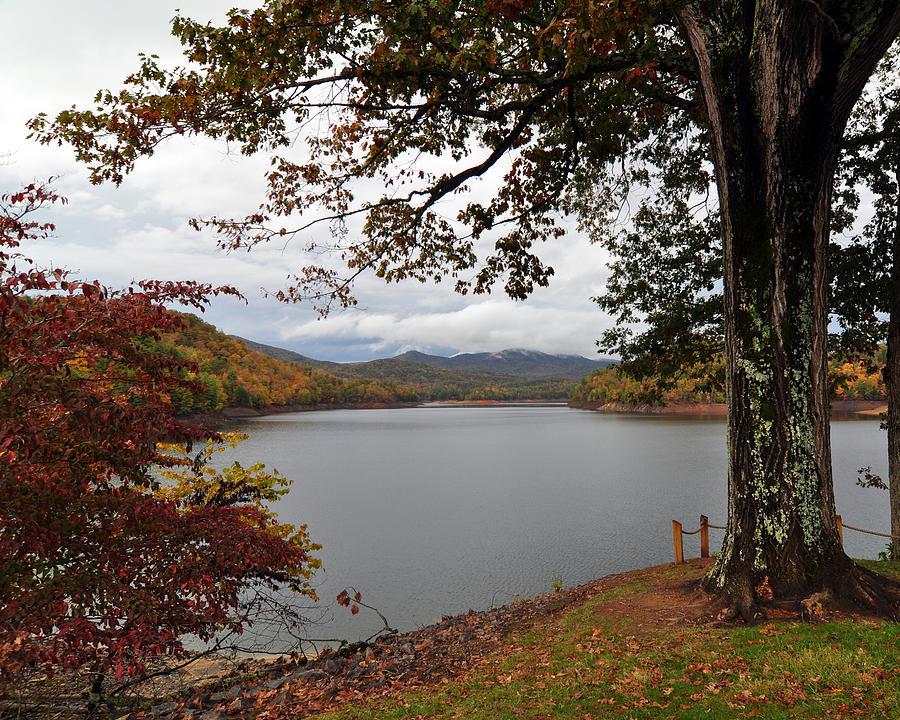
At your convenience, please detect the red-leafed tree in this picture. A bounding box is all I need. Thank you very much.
[33,0,900,619]
[0,183,318,684]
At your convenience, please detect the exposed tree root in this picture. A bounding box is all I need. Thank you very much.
[701,572,764,624]
[713,592,765,625]
[826,563,900,619]
[702,560,900,624]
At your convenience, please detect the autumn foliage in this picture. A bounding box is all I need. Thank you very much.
[572,351,889,408]
[159,313,574,411]
[830,349,888,401]
[0,185,318,679]
[156,313,408,413]
[570,362,727,407]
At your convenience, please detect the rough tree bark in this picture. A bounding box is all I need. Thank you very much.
[886,158,900,560]
[678,2,900,619]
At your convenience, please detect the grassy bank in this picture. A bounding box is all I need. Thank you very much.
[305,559,900,720]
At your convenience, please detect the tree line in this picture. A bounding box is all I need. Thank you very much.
[571,348,890,407]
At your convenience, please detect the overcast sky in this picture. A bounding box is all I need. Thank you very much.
[0,0,620,362]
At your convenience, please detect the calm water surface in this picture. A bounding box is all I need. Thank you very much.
[223,404,889,645]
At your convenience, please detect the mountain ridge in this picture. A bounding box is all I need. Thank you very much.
[392,348,614,379]
[232,337,614,380]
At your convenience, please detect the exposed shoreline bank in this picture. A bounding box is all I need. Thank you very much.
[181,401,420,428]
[422,398,568,405]
[568,400,727,416]
[569,398,887,418]
[183,397,887,427]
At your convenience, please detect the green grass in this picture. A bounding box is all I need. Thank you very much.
[314,561,900,720]
[858,559,900,580]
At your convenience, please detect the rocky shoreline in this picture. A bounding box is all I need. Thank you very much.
[135,581,592,720]
[3,584,591,720]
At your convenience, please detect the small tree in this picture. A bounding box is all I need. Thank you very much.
[589,123,724,392]
[0,183,319,682]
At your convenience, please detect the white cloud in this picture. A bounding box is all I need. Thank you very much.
[280,300,610,360]
[93,204,129,221]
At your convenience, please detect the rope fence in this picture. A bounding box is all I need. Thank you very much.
[671,515,720,564]
[839,521,900,541]
[671,514,899,564]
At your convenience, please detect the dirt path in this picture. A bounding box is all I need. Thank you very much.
[586,558,719,629]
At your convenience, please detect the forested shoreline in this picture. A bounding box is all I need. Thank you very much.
[170,312,890,423]
[164,313,573,418]
[569,349,889,411]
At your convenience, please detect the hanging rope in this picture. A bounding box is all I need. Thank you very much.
[683,518,897,539]
[673,514,898,566]
[681,523,725,534]
[840,523,900,540]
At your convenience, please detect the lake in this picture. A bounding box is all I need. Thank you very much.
[222,404,889,649]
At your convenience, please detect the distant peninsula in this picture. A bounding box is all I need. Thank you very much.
[570,352,887,418]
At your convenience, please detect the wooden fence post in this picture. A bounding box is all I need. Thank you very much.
[836,514,843,545]
[672,520,684,565]
[700,515,709,558]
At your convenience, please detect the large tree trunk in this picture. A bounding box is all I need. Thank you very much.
[678,2,900,619]
[886,159,900,560]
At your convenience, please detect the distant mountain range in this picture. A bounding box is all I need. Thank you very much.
[232,338,615,382]
[393,349,614,379]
